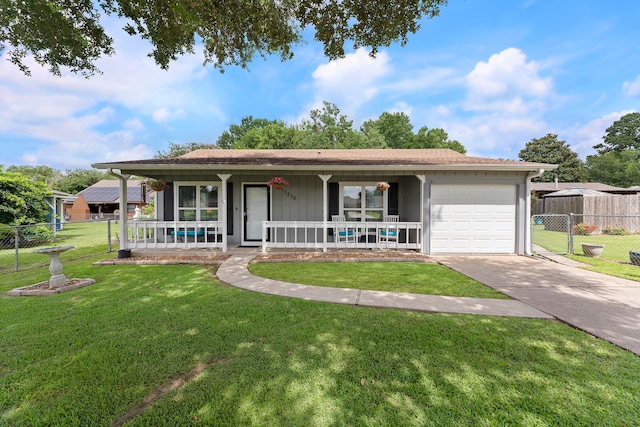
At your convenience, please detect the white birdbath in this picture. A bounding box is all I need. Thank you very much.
[33,245,74,288]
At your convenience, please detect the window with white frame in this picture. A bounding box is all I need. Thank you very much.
[176,182,220,221]
[341,183,385,221]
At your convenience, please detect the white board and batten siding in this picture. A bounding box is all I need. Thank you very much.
[430,184,517,254]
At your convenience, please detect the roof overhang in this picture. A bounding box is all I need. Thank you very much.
[93,163,555,175]
[92,149,556,175]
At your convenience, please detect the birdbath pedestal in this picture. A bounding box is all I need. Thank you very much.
[33,246,74,288]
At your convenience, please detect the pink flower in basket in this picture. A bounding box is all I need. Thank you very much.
[267,177,289,189]
[376,181,390,192]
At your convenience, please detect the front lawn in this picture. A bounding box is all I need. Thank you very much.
[249,261,509,299]
[1,257,640,426]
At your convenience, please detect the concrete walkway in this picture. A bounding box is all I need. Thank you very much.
[433,255,640,356]
[216,255,553,319]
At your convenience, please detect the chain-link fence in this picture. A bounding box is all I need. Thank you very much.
[531,214,570,255]
[0,220,113,274]
[532,214,640,263]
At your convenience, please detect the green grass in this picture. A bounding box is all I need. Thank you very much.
[249,261,509,299]
[0,221,110,275]
[533,225,640,261]
[2,257,640,426]
[571,233,640,261]
[567,255,640,282]
[532,226,570,254]
[533,226,640,281]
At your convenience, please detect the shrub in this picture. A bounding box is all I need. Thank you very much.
[17,225,54,247]
[602,225,631,235]
[0,225,15,249]
[572,223,598,235]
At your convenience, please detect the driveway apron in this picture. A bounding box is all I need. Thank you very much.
[433,255,640,356]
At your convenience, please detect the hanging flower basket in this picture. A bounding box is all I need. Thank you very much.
[267,177,289,190]
[376,181,390,192]
[148,179,169,192]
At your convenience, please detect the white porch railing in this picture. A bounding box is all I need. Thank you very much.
[262,220,422,252]
[126,220,224,249]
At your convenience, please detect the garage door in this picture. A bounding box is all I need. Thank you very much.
[431,184,516,253]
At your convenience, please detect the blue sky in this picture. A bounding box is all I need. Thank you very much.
[1,0,638,171]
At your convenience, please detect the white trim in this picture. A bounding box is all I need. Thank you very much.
[95,163,554,173]
[241,182,270,246]
[338,181,388,222]
[173,180,222,222]
[318,175,332,253]
[217,174,232,253]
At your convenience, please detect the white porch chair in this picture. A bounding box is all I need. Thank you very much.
[331,215,356,243]
[379,215,399,243]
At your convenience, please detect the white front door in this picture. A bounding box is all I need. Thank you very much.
[243,184,270,245]
[430,184,516,253]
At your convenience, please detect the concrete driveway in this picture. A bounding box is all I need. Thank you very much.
[433,255,640,356]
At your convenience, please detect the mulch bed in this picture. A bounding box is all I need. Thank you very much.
[18,278,87,291]
[7,278,97,296]
[252,251,434,263]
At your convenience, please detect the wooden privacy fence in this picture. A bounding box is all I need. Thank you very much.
[543,194,640,232]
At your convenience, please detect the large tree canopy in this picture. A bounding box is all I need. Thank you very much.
[206,103,466,152]
[1,0,448,77]
[586,112,640,187]
[586,151,640,188]
[0,171,51,225]
[593,112,640,154]
[52,168,111,194]
[362,111,466,153]
[155,142,216,158]
[5,165,61,184]
[518,133,587,182]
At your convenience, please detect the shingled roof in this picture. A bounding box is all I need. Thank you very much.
[77,180,147,204]
[93,149,554,172]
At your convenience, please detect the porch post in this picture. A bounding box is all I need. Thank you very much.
[319,175,332,253]
[48,194,57,237]
[416,175,426,254]
[217,174,232,253]
[108,169,131,252]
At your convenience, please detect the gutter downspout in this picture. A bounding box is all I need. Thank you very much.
[108,169,131,255]
[525,168,545,255]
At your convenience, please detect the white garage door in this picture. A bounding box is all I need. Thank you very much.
[431,184,516,254]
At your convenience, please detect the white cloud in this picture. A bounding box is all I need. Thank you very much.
[465,47,553,113]
[571,110,637,158]
[124,118,145,131]
[152,108,185,123]
[389,101,413,117]
[421,47,558,159]
[436,105,451,117]
[622,76,640,97]
[384,67,457,94]
[309,48,391,119]
[444,114,547,158]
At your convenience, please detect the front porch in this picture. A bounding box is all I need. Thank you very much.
[124,219,422,252]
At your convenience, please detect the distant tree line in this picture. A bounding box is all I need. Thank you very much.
[156,101,465,157]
